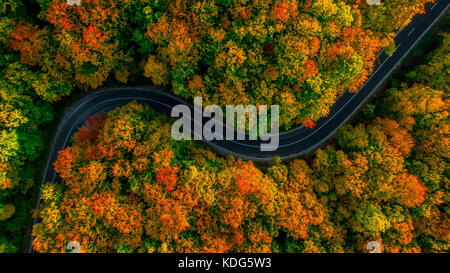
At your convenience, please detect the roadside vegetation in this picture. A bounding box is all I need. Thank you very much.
[33,32,448,252]
[0,0,444,252]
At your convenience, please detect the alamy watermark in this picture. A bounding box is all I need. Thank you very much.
[366,241,381,253]
[67,241,81,253]
[171,97,280,151]
[366,0,381,5]
[67,0,81,5]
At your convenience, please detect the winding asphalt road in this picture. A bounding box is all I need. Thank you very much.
[29,0,448,252]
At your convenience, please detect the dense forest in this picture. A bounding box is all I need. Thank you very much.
[0,0,446,252]
[5,0,433,126]
[32,31,449,252]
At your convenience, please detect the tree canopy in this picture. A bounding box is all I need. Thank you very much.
[0,0,445,253]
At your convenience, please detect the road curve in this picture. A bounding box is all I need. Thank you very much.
[29,0,448,252]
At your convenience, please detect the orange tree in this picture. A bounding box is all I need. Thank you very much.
[32,77,448,252]
[33,31,449,253]
[8,0,434,127]
[32,101,326,252]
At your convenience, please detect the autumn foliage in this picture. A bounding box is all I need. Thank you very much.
[0,0,446,253]
[33,102,321,252]
[32,30,449,253]
[6,0,435,127]
[34,67,449,252]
